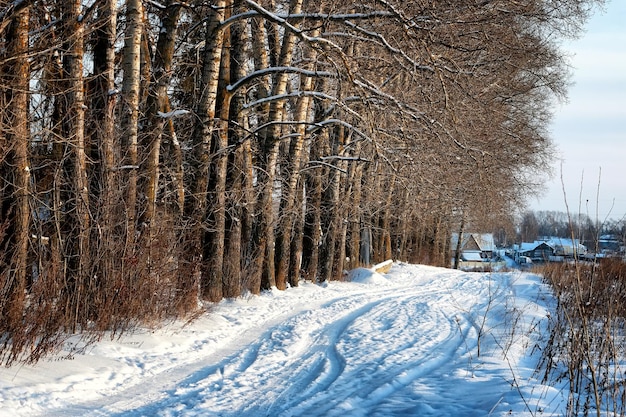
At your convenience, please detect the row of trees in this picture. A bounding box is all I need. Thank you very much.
[0,0,600,364]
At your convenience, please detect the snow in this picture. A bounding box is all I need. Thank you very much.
[157,109,190,119]
[0,263,563,416]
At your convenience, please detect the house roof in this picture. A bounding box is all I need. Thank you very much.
[541,237,587,253]
[518,241,554,252]
[461,251,483,262]
[451,233,495,252]
[516,237,587,254]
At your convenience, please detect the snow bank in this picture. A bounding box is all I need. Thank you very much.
[346,267,389,284]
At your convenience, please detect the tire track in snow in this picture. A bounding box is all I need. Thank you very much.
[174,277,471,416]
[46,267,510,417]
[284,294,471,417]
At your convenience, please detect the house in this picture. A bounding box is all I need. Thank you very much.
[515,241,555,262]
[450,233,496,261]
[542,237,586,258]
[514,237,587,263]
[597,235,623,256]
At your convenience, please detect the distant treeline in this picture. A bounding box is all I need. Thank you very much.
[519,210,626,247]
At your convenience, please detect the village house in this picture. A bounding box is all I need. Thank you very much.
[451,233,496,260]
[450,233,504,270]
[515,241,555,263]
[514,237,587,263]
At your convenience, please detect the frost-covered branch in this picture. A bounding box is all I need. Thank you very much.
[243,91,338,110]
[227,66,335,94]
[301,160,348,174]
[244,91,363,121]
[306,118,371,143]
[343,20,434,75]
[321,155,371,163]
[222,10,395,28]
[241,0,345,53]
[352,78,425,121]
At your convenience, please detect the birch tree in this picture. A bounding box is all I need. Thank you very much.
[251,0,303,291]
[274,28,319,288]
[120,0,143,259]
[184,0,226,300]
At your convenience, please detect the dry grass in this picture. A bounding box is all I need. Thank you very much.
[538,259,626,417]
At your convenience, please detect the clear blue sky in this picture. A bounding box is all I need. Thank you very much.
[530,0,626,222]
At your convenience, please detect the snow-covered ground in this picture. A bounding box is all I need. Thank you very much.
[0,263,565,416]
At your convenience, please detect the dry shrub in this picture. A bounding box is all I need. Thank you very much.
[541,259,626,319]
[539,259,626,417]
[0,206,203,366]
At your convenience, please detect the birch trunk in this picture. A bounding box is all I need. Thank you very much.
[302,146,323,282]
[301,76,331,283]
[121,0,143,255]
[347,156,363,269]
[90,0,118,295]
[246,12,271,294]
[202,3,232,301]
[274,29,318,289]
[183,0,226,299]
[254,0,303,290]
[288,178,305,287]
[143,0,182,227]
[223,0,251,298]
[319,126,348,282]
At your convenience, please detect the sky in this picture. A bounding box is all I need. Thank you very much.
[0,264,565,417]
[530,0,626,221]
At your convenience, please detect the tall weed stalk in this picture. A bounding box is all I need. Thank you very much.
[540,260,626,417]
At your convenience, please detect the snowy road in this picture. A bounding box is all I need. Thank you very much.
[0,264,561,416]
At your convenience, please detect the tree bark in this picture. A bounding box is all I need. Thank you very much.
[121,0,143,256]
[89,0,118,302]
[201,1,233,302]
[245,12,271,294]
[0,5,30,333]
[253,0,303,291]
[346,157,363,269]
[183,0,226,301]
[223,0,253,298]
[319,123,354,282]
[274,28,318,289]
[142,0,182,227]
[60,0,90,329]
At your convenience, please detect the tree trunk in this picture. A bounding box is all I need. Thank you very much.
[89,0,119,309]
[379,176,395,262]
[223,0,251,298]
[245,12,271,294]
[319,125,351,282]
[142,0,182,227]
[253,0,303,291]
[61,0,90,329]
[121,0,143,257]
[0,5,30,333]
[453,215,465,269]
[202,4,232,302]
[347,160,363,269]
[183,0,226,301]
[302,152,323,282]
[301,77,331,283]
[288,179,305,287]
[275,28,318,289]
